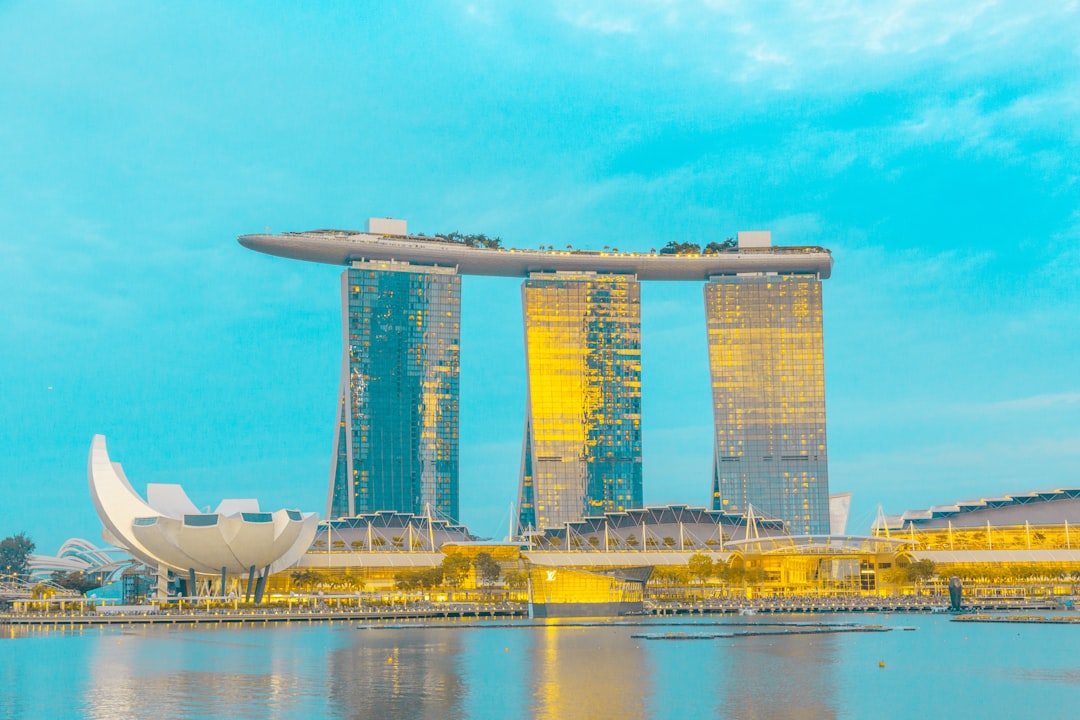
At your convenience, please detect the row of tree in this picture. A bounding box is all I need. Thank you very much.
[291,553,509,594]
[882,559,936,586]
[394,552,504,590]
[658,239,738,255]
[650,554,766,587]
[416,232,746,256]
[424,231,503,249]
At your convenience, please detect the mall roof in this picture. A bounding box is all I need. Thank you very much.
[878,488,1080,531]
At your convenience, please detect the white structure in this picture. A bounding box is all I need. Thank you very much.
[368,216,408,235]
[829,492,852,536]
[87,435,318,578]
[737,230,772,248]
[28,538,128,581]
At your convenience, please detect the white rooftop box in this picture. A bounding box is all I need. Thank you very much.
[368,217,408,236]
[737,230,771,248]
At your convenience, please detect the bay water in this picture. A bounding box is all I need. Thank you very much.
[2,613,1077,719]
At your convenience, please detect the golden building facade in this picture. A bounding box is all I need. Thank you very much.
[517,272,642,532]
[705,274,830,534]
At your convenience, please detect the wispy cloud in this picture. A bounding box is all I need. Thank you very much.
[551,2,1077,86]
[984,393,1080,411]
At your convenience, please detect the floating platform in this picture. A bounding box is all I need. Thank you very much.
[953,614,1080,625]
[632,623,914,640]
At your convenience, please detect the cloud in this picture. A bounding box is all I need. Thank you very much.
[983,393,1080,412]
[560,9,640,35]
[550,2,1078,86]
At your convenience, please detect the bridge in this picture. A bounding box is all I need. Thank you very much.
[0,574,80,603]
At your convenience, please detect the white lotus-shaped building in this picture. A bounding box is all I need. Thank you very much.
[88,435,318,576]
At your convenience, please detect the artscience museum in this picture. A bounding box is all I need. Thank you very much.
[87,435,318,601]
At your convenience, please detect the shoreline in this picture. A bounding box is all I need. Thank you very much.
[2,598,1066,627]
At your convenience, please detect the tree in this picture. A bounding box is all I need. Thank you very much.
[397,567,443,590]
[422,567,444,588]
[474,552,501,589]
[440,554,472,588]
[659,240,702,255]
[504,569,529,590]
[687,553,714,598]
[0,533,34,580]
[395,569,420,591]
[437,231,503,249]
[908,559,936,583]
[290,569,321,592]
[339,572,365,593]
[703,238,737,254]
[50,571,101,594]
[886,558,937,587]
[651,566,689,587]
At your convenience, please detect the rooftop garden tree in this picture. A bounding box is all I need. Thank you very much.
[659,241,702,255]
[703,238,737,254]
[432,231,503,249]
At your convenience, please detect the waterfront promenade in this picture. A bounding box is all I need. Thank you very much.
[0,602,525,627]
[2,594,1065,627]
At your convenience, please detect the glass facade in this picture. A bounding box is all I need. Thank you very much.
[517,272,642,532]
[328,261,461,522]
[705,274,830,535]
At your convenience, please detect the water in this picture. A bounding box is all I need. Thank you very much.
[2,614,1077,719]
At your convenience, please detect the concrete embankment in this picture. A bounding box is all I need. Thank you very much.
[0,606,526,627]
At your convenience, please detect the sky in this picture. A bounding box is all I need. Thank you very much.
[2,1,1078,554]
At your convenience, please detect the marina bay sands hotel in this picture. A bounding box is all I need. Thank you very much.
[240,219,833,535]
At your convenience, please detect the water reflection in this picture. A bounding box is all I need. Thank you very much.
[528,623,653,719]
[327,628,465,719]
[13,615,1077,719]
[715,625,838,720]
[84,626,334,720]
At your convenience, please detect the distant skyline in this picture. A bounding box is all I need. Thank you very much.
[2,2,1078,553]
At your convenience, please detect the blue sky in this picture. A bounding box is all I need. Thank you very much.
[2,1,1078,553]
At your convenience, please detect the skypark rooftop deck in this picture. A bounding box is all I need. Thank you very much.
[238,229,833,280]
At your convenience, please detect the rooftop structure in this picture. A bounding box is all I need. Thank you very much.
[314,511,474,553]
[876,488,1080,532]
[528,504,788,552]
[874,489,1080,569]
[238,227,832,279]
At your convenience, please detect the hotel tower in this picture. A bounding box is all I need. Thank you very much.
[705,233,829,534]
[516,273,643,533]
